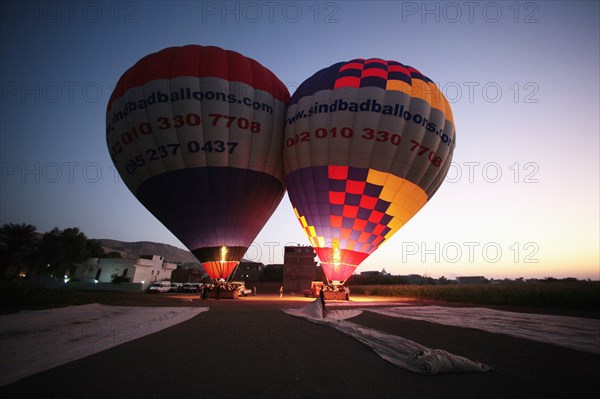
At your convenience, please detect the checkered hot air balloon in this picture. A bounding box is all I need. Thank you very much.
[284,58,456,284]
[107,45,289,281]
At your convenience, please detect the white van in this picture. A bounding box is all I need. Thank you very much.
[231,281,253,296]
[169,282,184,292]
[149,281,171,293]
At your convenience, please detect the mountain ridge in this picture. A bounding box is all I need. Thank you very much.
[97,238,200,264]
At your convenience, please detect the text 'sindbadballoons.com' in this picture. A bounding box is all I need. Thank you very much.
[284,58,456,283]
[107,45,290,280]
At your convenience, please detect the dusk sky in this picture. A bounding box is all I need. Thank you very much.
[1,1,598,280]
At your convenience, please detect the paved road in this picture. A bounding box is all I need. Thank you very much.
[1,296,598,398]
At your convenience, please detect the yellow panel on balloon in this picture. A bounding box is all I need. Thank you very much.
[443,95,454,124]
[408,79,430,104]
[366,169,388,186]
[387,174,403,190]
[385,220,403,236]
[299,215,308,228]
[316,236,325,247]
[382,219,405,242]
[426,81,446,114]
[386,201,401,217]
[379,185,397,203]
[383,180,428,240]
[385,80,412,95]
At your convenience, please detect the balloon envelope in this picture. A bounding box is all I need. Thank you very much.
[284,58,456,283]
[107,45,289,280]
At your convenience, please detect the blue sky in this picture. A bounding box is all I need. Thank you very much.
[1,1,598,279]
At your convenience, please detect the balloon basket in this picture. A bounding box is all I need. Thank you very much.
[209,290,239,300]
[323,290,349,301]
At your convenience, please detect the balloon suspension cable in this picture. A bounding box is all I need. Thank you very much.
[226,262,239,283]
[322,267,331,288]
[331,279,343,288]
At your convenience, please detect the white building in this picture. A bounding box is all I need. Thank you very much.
[74,255,178,284]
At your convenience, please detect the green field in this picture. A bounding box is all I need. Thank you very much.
[350,282,600,309]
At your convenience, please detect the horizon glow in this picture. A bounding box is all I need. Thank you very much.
[0,1,598,280]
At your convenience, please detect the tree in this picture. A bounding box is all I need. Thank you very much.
[105,251,122,258]
[0,223,116,279]
[37,227,94,277]
[0,223,39,279]
[260,264,283,282]
[86,239,107,258]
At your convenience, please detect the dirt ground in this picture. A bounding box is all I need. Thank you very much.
[1,294,598,398]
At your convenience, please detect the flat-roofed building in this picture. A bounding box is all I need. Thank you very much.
[74,255,177,284]
[283,246,317,293]
[231,261,263,282]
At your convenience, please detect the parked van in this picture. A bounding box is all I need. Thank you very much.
[183,283,202,293]
[231,281,253,296]
[148,281,171,293]
[170,282,184,292]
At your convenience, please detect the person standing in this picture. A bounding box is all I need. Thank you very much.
[279,285,283,298]
[319,286,326,318]
[201,284,210,300]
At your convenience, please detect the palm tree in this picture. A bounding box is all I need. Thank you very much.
[0,223,38,279]
[37,227,89,277]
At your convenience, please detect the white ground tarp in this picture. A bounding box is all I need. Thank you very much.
[284,300,491,375]
[0,304,208,386]
[367,306,600,355]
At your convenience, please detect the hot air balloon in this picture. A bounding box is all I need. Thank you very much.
[106,45,289,281]
[284,58,455,285]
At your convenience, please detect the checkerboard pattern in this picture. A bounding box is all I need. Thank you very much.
[289,58,450,118]
[287,165,428,280]
[333,58,418,90]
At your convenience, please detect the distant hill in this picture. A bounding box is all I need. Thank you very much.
[97,239,199,265]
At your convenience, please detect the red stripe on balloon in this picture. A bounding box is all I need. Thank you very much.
[107,45,289,110]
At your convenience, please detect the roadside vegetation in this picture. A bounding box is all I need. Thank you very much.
[350,282,600,309]
[0,280,183,314]
[0,223,121,281]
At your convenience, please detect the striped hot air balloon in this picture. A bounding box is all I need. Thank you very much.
[107,45,289,281]
[284,58,456,284]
